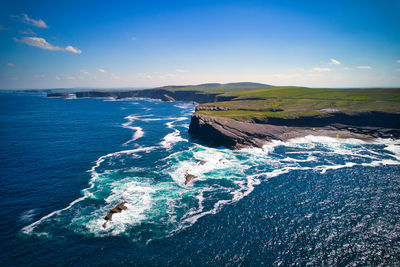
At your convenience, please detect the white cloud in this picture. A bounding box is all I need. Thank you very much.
[132,36,137,41]
[176,69,187,73]
[80,69,89,75]
[330,58,341,65]
[397,59,400,64]
[14,37,82,54]
[55,75,60,80]
[311,67,332,72]
[343,67,350,70]
[98,68,106,73]
[7,63,14,67]
[66,76,76,80]
[11,13,48,28]
[357,65,372,70]
[65,46,82,54]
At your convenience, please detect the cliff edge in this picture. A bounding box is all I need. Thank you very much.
[189,113,400,149]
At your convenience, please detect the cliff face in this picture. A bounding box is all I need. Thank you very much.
[189,113,400,149]
[75,89,219,104]
[47,92,69,97]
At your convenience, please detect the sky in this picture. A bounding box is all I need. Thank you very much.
[0,0,400,89]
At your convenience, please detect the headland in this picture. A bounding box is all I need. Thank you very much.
[47,83,400,148]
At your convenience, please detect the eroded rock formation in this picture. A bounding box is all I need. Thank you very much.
[103,202,128,228]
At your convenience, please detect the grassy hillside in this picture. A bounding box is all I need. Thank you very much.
[195,87,400,120]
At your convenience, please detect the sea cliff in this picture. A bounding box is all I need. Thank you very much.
[189,112,400,149]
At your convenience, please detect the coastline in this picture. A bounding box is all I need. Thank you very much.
[49,90,400,149]
[188,113,400,149]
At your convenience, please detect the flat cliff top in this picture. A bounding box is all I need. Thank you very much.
[195,87,400,121]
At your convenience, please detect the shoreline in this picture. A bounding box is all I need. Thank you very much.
[47,91,400,149]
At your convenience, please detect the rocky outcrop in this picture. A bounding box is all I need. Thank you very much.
[103,202,128,228]
[184,172,197,185]
[189,113,400,149]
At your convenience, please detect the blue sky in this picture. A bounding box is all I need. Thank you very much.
[1,0,400,89]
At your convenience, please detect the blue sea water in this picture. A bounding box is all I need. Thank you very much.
[0,92,400,266]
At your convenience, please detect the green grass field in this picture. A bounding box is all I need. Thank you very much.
[191,85,400,121]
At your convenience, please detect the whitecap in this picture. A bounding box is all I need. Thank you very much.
[19,209,36,223]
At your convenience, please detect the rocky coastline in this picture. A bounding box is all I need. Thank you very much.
[75,89,221,104]
[188,113,400,149]
[49,89,400,149]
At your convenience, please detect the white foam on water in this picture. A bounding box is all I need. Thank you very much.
[22,146,157,235]
[126,114,187,122]
[22,195,88,235]
[174,103,193,109]
[160,129,188,150]
[379,139,400,160]
[122,115,145,146]
[317,162,357,174]
[172,137,400,232]
[165,145,267,231]
[287,135,367,146]
[84,180,156,236]
[159,117,189,150]
[19,209,36,223]
[103,97,118,101]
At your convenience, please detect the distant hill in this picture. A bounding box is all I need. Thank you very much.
[158,82,274,92]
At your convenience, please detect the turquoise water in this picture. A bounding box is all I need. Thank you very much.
[1,92,400,265]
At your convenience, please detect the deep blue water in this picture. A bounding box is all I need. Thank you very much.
[1,92,400,266]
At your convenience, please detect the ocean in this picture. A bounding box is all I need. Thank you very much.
[1,92,399,266]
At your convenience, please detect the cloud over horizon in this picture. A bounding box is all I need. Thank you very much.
[14,37,82,54]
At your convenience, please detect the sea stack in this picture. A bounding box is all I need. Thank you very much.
[103,202,128,228]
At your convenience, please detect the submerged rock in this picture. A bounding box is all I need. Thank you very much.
[198,160,206,166]
[103,202,128,228]
[184,172,197,185]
